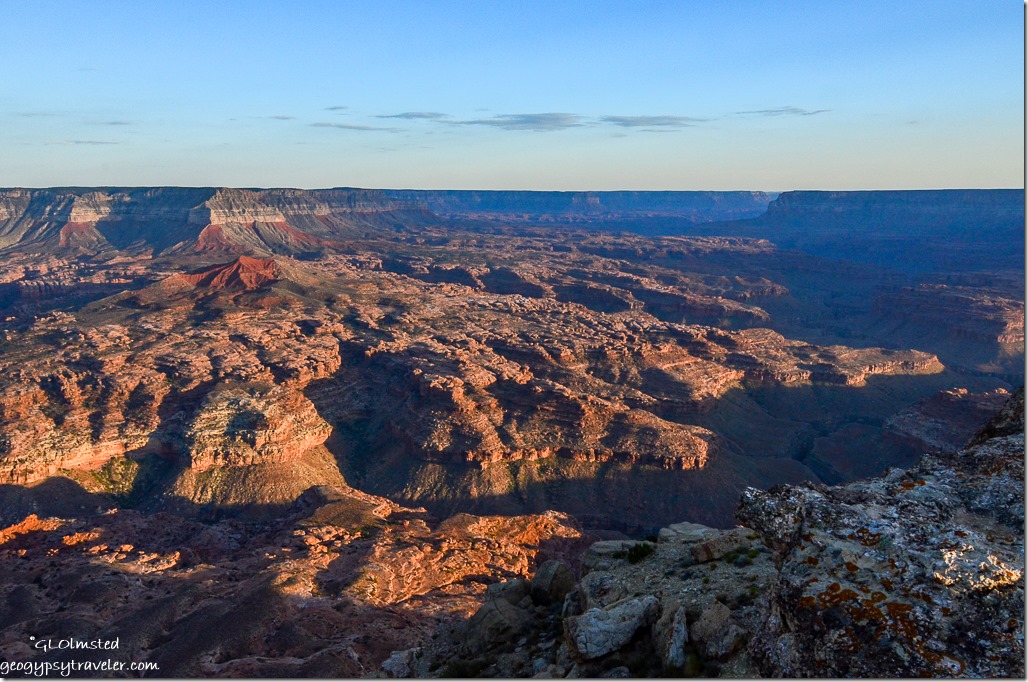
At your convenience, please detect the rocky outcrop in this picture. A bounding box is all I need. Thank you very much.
[399,389,1024,678]
[739,389,1024,678]
[184,383,331,470]
[400,520,776,677]
[0,222,968,528]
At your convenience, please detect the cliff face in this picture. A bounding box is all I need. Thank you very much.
[0,187,432,257]
[0,187,776,258]
[381,190,775,225]
[698,189,1025,274]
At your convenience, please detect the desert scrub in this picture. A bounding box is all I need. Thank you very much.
[627,542,655,564]
[90,456,140,496]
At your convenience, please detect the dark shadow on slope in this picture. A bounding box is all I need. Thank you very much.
[0,496,438,678]
[0,477,117,527]
[310,367,1015,533]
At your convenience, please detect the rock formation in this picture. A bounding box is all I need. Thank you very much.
[0,485,590,677]
[403,389,1024,678]
[0,186,1021,678]
[0,188,1019,528]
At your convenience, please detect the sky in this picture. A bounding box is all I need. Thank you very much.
[0,0,1023,190]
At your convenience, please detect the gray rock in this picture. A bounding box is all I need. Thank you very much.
[380,647,419,678]
[561,589,583,620]
[654,600,689,669]
[690,528,754,564]
[465,598,530,653]
[565,595,660,660]
[531,560,576,605]
[486,578,530,606]
[579,571,627,610]
[582,540,637,572]
[690,601,746,661]
[658,521,716,544]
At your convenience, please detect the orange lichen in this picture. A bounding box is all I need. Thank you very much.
[854,527,883,546]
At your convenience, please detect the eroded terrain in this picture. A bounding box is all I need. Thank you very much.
[0,187,1021,676]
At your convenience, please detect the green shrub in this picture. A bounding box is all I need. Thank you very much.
[627,543,655,564]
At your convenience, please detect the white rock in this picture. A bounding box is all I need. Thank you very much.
[566,595,660,659]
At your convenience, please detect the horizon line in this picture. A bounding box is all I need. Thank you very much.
[0,185,1023,193]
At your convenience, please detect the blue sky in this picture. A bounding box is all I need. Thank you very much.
[1,1,1022,190]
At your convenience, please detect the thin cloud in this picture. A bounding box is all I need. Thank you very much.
[46,139,120,145]
[267,115,296,120]
[449,112,583,132]
[377,111,448,120]
[601,115,706,128]
[735,106,829,117]
[98,120,132,126]
[325,105,349,111]
[310,122,399,132]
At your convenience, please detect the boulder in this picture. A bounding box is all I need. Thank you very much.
[689,601,746,660]
[531,560,576,605]
[653,600,689,669]
[565,595,659,660]
[464,598,530,653]
[486,578,531,606]
[658,521,716,544]
[689,527,754,564]
[381,647,419,678]
[578,571,627,611]
[581,540,637,573]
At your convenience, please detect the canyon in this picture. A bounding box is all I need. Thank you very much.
[0,186,1021,676]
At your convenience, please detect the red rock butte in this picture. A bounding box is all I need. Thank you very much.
[176,256,282,290]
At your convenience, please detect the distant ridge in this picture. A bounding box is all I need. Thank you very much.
[0,187,1021,260]
[380,189,776,225]
[693,188,1026,274]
